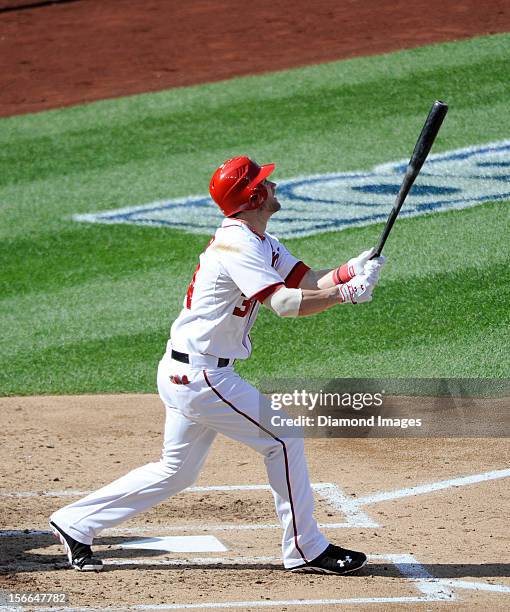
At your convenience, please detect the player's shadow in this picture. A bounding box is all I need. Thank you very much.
[99,562,510,577]
[0,533,172,573]
[2,532,510,579]
[364,562,510,579]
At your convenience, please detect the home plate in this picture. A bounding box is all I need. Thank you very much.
[119,535,228,553]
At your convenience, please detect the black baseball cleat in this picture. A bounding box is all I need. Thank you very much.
[290,544,367,575]
[50,520,103,571]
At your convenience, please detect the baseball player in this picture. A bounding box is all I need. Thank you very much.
[49,156,385,575]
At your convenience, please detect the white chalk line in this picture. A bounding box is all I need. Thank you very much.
[7,552,510,609]
[375,555,510,599]
[18,597,445,611]
[436,579,510,594]
[0,482,348,496]
[1,489,89,498]
[356,468,510,506]
[4,558,510,599]
[1,471,508,609]
[0,482,374,531]
[380,554,453,600]
[0,521,360,538]
[4,467,509,510]
[109,555,279,566]
[0,556,282,573]
[314,483,378,528]
[0,483,291,498]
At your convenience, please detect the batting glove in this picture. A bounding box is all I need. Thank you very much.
[337,274,374,304]
[363,255,386,283]
[334,248,375,283]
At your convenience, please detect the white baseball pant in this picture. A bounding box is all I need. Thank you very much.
[50,353,329,568]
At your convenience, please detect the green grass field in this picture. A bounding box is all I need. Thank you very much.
[1,34,509,395]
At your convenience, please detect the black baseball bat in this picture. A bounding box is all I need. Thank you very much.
[371,100,448,258]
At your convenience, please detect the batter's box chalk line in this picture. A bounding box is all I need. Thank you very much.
[2,468,509,534]
[0,482,373,529]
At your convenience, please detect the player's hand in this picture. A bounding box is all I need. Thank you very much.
[337,274,374,304]
[363,255,386,278]
[346,248,376,277]
[335,248,376,283]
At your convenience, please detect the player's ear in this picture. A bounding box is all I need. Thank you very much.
[249,191,264,207]
[250,184,268,208]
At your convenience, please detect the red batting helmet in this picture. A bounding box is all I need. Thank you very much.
[209,156,275,217]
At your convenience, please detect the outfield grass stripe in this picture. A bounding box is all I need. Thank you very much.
[0,330,167,395]
[1,33,508,140]
[2,201,508,299]
[2,55,508,189]
[0,269,188,357]
[288,201,510,280]
[1,258,508,384]
[1,102,509,242]
[1,202,509,392]
[0,225,206,298]
[2,317,508,396]
[285,328,510,379]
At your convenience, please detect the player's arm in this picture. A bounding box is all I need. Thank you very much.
[263,285,336,318]
[264,263,382,317]
[298,249,376,290]
[298,269,336,290]
[298,286,345,315]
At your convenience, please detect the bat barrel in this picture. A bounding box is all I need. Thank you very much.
[371,100,448,258]
[410,100,448,173]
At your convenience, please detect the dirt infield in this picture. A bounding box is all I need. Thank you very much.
[0,395,509,610]
[1,0,510,117]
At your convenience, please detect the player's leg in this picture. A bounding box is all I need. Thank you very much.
[50,404,216,546]
[198,367,329,569]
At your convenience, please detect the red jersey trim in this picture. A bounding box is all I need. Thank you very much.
[285,261,310,289]
[250,281,285,303]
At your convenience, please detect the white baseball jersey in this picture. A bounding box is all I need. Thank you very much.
[169,218,309,359]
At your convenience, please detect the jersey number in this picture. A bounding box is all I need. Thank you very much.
[186,237,215,309]
[233,297,253,318]
[186,263,200,309]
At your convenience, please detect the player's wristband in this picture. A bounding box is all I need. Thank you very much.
[333,263,354,285]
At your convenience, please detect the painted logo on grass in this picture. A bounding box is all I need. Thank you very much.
[73,141,510,238]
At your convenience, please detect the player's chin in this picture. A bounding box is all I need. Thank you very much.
[263,198,281,215]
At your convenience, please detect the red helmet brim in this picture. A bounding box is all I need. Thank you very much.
[249,162,275,190]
